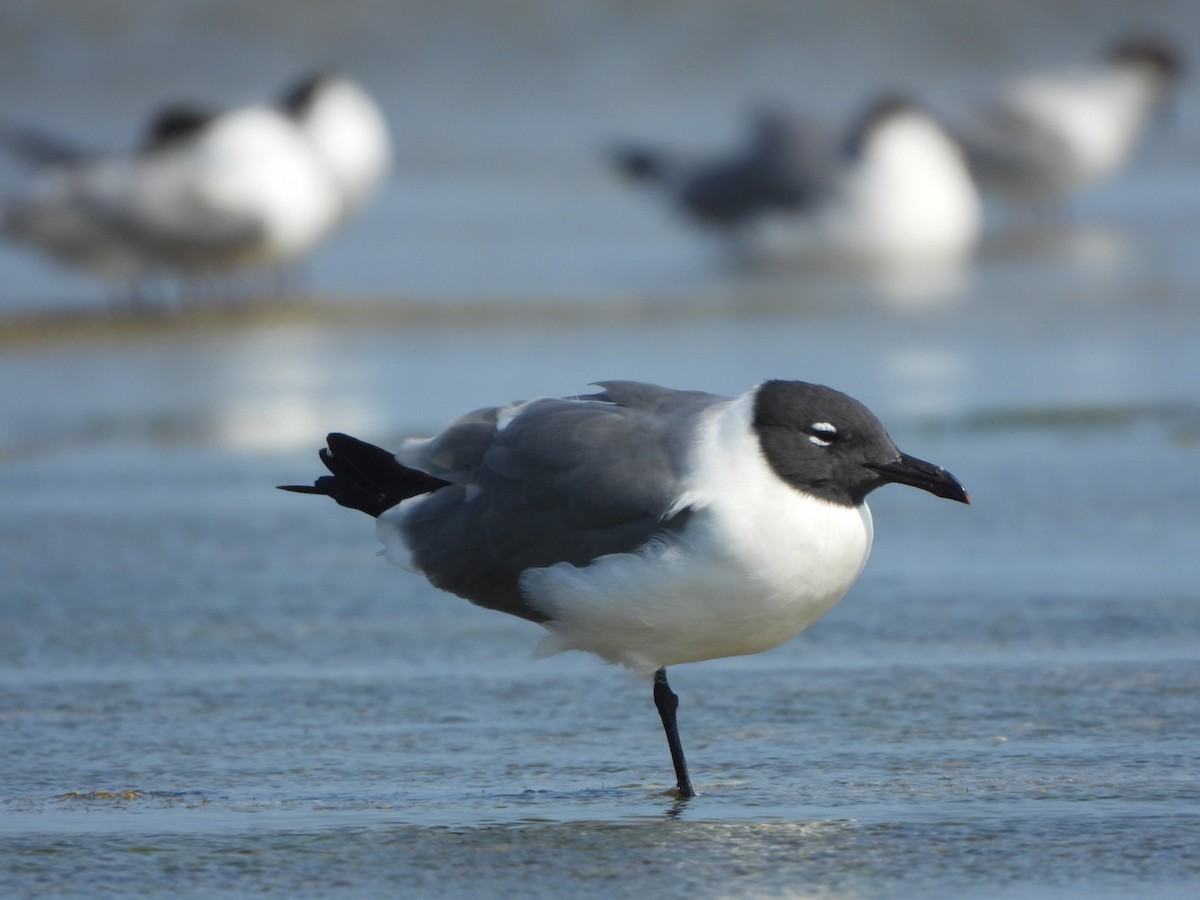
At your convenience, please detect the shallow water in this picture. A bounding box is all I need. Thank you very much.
[3,297,1199,897]
[3,2,1200,898]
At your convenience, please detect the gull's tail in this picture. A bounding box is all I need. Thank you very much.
[610,144,679,186]
[0,120,99,168]
[278,432,449,517]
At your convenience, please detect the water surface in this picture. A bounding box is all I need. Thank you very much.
[2,2,1200,897]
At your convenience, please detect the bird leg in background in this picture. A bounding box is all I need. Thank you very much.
[653,668,694,799]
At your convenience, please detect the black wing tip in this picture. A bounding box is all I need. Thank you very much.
[324,432,386,456]
[277,483,326,495]
[279,432,450,517]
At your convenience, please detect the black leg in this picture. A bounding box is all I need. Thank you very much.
[653,667,694,799]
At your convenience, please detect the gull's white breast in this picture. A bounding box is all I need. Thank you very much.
[295,77,391,216]
[185,107,343,265]
[524,392,874,675]
[826,113,982,261]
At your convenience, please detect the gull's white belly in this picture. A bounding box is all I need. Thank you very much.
[524,495,873,675]
[523,393,875,675]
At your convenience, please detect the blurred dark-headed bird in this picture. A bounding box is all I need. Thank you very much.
[955,35,1186,205]
[613,96,981,265]
[281,379,969,797]
[2,102,343,285]
[1,72,390,296]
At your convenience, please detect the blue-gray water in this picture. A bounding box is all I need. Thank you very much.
[3,2,1200,898]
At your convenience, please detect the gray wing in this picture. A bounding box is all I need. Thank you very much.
[955,101,1072,194]
[614,109,827,231]
[679,110,826,227]
[394,382,726,622]
[2,161,147,274]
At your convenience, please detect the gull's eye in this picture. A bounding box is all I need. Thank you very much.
[806,421,839,447]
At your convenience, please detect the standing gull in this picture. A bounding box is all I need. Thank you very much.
[0,71,390,300]
[956,35,1186,206]
[613,96,981,264]
[1,102,343,290]
[281,380,969,797]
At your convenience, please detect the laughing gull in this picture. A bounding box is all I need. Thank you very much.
[956,35,1186,205]
[1,71,390,297]
[281,380,969,798]
[2,101,344,289]
[795,95,981,263]
[614,96,981,263]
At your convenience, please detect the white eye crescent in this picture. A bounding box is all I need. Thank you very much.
[807,421,838,447]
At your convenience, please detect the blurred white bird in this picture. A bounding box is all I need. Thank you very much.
[1,71,391,301]
[956,35,1186,205]
[3,104,343,288]
[800,96,982,264]
[280,71,392,221]
[615,96,981,265]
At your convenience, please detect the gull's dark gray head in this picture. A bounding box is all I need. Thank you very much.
[1107,35,1187,84]
[279,71,338,119]
[141,105,216,152]
[752,380,969,508]
[840,94,923,162]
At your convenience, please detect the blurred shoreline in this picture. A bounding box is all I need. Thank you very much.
[3,1,1199,313]
[0,294,669,347]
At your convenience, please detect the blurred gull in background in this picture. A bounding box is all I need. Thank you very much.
[2,101,341,301]
[0,107,193,285]
[781,96,982,265]
[0,71,391,305]
[613,95,981,271]
[955,34,1187,209]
